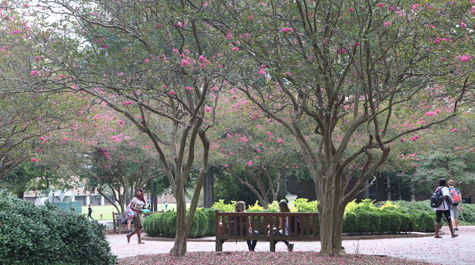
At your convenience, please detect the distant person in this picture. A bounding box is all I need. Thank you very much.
[231,201,258,251]
[271,201,294,251]
[70,206,75,212]
[87,205,94,220]
[433,178,458,238]
[165,201,168,210]
[126,188,146,244]
[448,179,463,231]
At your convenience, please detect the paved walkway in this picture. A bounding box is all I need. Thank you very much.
[107,226,475,264]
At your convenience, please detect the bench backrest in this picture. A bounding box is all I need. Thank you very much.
[215,210,319,238]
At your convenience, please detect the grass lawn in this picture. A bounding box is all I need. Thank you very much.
[83,203,185,221]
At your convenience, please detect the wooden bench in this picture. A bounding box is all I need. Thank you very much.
[113,210,164,234]
[215,210,319,252]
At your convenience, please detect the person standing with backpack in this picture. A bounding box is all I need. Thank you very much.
[433,178,458,238]
[448,179,463,232]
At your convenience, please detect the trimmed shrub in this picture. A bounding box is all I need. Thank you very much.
[144,213,161,236]
[356,210,372,233]
[379,211,392,234]
[0,197,117,265]
[194,209,208,238]
[164,211,178,237]
[418,212,435,232]
[202,208,217,235]
[400,214,415,233]
[343,212,357,234]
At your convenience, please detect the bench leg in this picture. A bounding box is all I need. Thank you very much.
[216,239,223,251]
[270,240,276,252]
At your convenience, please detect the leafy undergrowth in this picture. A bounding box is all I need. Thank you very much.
[118,252,433,265]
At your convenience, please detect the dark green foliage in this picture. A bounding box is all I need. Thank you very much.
[202,208,217,235]
[191,209,208,238]
[418,212,435,232]
[356,210,380,234]
[164,211,177,237]
[143,213,161,236]
[343,212,357,234]
[0,197,117,265]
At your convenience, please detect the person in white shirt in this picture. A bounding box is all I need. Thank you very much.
[434,178,458,238]
[126,188,146,244]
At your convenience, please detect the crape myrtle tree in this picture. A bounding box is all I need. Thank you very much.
[397,111,475,197]
[209,87,302,208]
[0,1,90,180]
[32,0,227,255]
[36,108,166,213]
[206,0,475,254]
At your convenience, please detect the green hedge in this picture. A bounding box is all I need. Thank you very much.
[144,200,475,238]
[144,209,214,238]
[0,197,117,265]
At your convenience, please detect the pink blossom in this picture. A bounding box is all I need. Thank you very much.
[144,58,150,63]
[248,160,253,166]
[62,137,68,143]
[452,128,458,132]
[377,3,384,8]
[173,49,179,53]
[267,131,271,136]
[58,74,65,78]
[40,136,47,142]
[205,106,212,113]
[155,24,161,29]
[186,86,193,91]
[248,16,254,20]
[461,56,469,62]
[425,111,435,116]
[48,51,53,55]
[169,90,176,96]
[232,47,239,51]
[30,158,38,162]
[384,22,391,27]
[349,7,354,12]
[230,152,234,155]
[258,69,266,75]
[279,27,291,33]
[36,148,41,152]
[429,25,435,29]
[30,70,38,76]
[224,164,228,167]
[277,139,283,143]
[227,134,232,138]
[181,59,189,66]
[411,4,419,11]
[400,138,406,142]
[461,22,466,28]
[101,44,108,49]
[225,33,232,40]
[123,100,133,106]
[118,120,124,124]
[340,49,346,53]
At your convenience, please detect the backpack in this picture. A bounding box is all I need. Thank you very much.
[125,203,136,221]
[450,188,460,206]
[430,186,444,208]
[288,216,302,235]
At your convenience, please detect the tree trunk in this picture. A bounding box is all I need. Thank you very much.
[203,168,214,208]
[318,199,346,255]
[170,184,187,256]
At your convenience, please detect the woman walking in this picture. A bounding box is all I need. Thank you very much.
[126,188,146,244]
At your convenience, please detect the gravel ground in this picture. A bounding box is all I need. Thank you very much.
[118,252,433,265]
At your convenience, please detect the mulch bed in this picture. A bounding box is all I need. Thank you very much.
[118,252,432,265]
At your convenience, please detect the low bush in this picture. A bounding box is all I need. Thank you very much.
[0,197,117,265]
[343,212,357,234]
